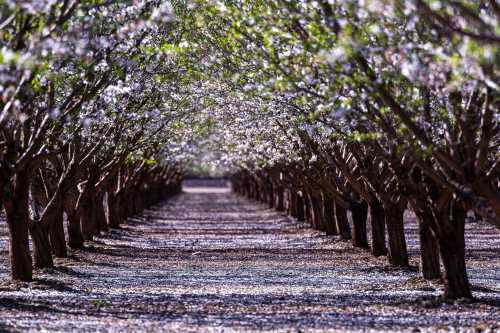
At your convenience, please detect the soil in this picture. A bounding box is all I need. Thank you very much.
[0,183,499,332]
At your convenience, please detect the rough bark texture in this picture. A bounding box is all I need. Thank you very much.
[29,221,54,269]
[275,185,284,211]
[384,205,409,266]
[296,193,305,222]
[3,170,33,281]
[94,193,108,233]
[80,193,97,241]
[47,197,67,258]
[350,200,368,248]
[322,193,339,236]
[334,201,351,240]
[65,192,84,250]
[310,191,327,231]
[288,189,298,218]
[438,204,472,300]
[107,192,122,229]
[369,202,387,257]
[416,211,440,280]
[304,193,312,225]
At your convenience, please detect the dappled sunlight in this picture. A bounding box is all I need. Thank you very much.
[1,188,499,331]
[0,0,499,331]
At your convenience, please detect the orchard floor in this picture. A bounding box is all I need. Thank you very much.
[0,182,499,332]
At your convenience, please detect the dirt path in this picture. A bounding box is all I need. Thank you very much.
[0,184,499,332]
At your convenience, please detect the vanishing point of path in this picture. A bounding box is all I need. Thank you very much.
[1,183,499,332]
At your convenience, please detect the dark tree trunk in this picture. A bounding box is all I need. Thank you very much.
[288,189,298,217]
[134,191,145,214]
[94,192,108,233]
[322,193,339,235]
[125,191,135,217]
[438,203,472,300]
[304,193,312,224]
[350,200,368,248]
[254,181,260,201]
[50,215,67,257]
[334,201,351,240]
[119,193,129,223]
[46,197,67,257]
[267,181,274,207]
[415,210,440,280]
[275,185,284,211]
[66,209,84,249]
[80,193,97,241]
[369,202,387,256]
[310,191,326,231]
[29,178,55,268]
[29,221,54,268]
[3,170,33,281]
[107,192,122,228]
[296,192,305,221]
[383,204,409,266]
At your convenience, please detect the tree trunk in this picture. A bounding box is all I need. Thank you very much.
[304,193,312,224]
[438,203,472,300]
[107,192,122,228]
[47,197,67,257]
[350,200,368,248]
[288,189,298,217]
[322,193,339,235]
[296,192,305,221]
[310,190,327,231]
[414,210,440,280]
[254,181,260,201]
[94,192,108,233]
[369,202,387,256]
[383,204,409,266]
[133,191,144,214]
[334,201,351,240]
[66,209,84,249]
[119,193,129,223]
[3,170,33,281]
[124,191,134,217]
[29,221,54,268]
[267,181,274,207]
[275,185,284,211]
[80,193,97,241]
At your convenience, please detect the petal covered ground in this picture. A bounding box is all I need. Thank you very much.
[0,183,499,332]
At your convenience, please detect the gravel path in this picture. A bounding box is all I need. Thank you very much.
[0,184,499,332]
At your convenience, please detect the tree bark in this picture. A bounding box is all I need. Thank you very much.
[383,204,409,266]
[288,188,298,217]
[3,170,33,281]
[80,193,97,241]
[369,202,387,256]
[438,203,472,299]
[309,190,327,231]
[29,221,54,268]
[322,193,339,235]
[350,200,368,248]
[107,192,122,228]
[94,192,108,233]
[416,211,441,280]
[47,197,67,257]
[275,185,285,211]
[334,200,351,240]
[304,193,312,224]
[267,181,274,207]
[66,208,84,249]
[296,192,305,221]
